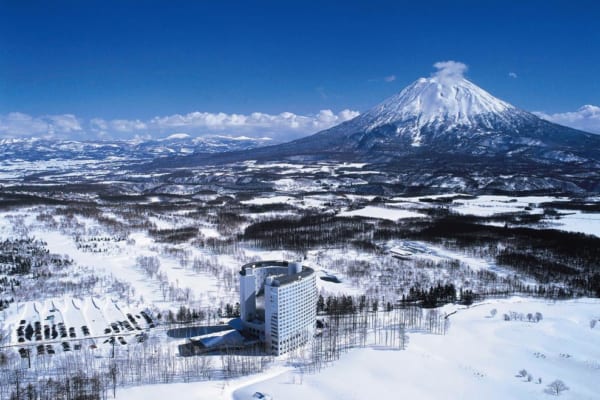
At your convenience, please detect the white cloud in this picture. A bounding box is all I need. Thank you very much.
[508,72,518,79]
[0,109,360,141]
[148,109,359,140]
[90,118,108,131]
[338,109,360,120]
[110,119,147,132]
[534,105,600,134]
[0,112,82,138]
[368,75,397,83]
[89,118,109,138]
[432,60,468,82]
[47,114,82,133]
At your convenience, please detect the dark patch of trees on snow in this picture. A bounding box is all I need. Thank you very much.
[415,217,600,297]
[0,239,73,310]
[149,226,198,243]
[242,213,600,299]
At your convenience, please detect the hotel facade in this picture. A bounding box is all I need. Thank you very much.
[239,260,317,355]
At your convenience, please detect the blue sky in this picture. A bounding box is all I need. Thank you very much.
[1,0,600,139]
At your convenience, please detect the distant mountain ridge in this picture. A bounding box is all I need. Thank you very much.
[287,76,597,157]
[148,75,600,193]
[4,74,600,194]
[0,135,273,162]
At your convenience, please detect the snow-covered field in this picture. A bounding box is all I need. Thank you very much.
[114,298,600,400]
[240,196,295,206]
[544,211,600,237]
[0,208,240,310]
[338,205,426,221]
[1,192,599,400]
[448,195,560,217]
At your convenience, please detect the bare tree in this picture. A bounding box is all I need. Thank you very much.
[398,323,409,350]
[517,369,528,378]
[545,380,569,396]
[109,362,118,398]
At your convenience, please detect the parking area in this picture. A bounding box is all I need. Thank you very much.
[12,297,155,357]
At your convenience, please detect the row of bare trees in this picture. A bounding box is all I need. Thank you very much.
[0,336,273,400]
[295,298,449,375]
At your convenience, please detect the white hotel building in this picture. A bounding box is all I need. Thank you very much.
[239,260,317,355]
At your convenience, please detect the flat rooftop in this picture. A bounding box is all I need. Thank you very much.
[239,260,289,276]
[270,266,314,286]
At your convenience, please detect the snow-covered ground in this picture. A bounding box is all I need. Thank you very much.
[338,206,426,221]
[112,298,600,400]
[240,196,295,206]
[115,365,291,400]
[0,208,239,309]
[544,211,600,237]
[1,193,599,399]
[237,298,600,400]
[449,195,561,217]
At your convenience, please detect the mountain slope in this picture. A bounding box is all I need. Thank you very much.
[147,76,600,193]
[355,76,520,145]
[0,135,273,163]
[287,76,598,159]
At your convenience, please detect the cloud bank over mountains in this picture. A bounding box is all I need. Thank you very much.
[0,109,360,141]
[534,105,600,134]
[3,103,600,142]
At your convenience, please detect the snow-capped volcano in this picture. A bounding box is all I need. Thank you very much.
[281,67,596,158]
[151,62,600,193]
[364,77,513,128]
[356,76,528,146]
